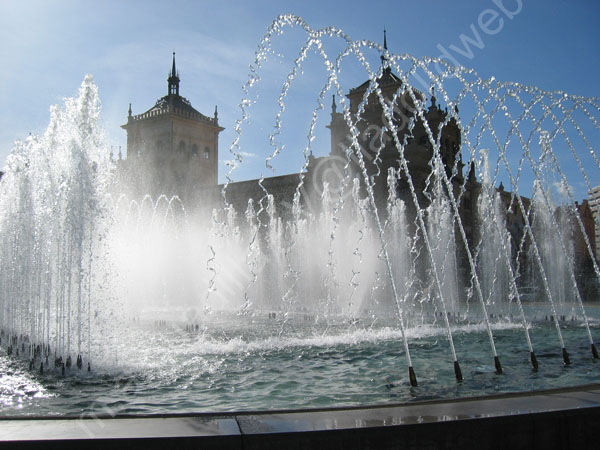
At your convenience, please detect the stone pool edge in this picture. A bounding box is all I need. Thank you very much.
[0,383,599,449]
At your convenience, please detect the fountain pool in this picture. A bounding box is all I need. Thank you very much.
[1,306,599,416]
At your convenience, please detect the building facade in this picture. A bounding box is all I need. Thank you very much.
[588,185,600,258]
[120,53,597,299]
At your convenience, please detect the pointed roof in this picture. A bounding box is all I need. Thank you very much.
[123,53,223,129]
[380,27,388,66]
[349,29,409,96]
[349,68,404,95]
[171,52,177,77]
[168,52,180,96]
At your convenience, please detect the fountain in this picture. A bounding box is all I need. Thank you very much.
[0,17,599,435]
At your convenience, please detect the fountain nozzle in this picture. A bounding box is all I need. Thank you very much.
[408,366,418,387]
[454,360,463,382]
[530,352,539,371]
[494,356,502,374]
[562,348,571,365]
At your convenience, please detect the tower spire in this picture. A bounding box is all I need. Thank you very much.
[383,27,388,51]
[380,27,389,69]
[168,52,180,96]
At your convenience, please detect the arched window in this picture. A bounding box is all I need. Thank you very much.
[178,141,186,153]
[204,147,210,160]
[191,144,198,156]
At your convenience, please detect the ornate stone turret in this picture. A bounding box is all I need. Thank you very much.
[168,52,180,96]
[121,53,224,199]
[323,30,468,214]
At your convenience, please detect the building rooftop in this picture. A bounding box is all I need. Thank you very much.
[122,53,220,128]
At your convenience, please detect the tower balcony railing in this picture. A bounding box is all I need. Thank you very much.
[129,105,218,125]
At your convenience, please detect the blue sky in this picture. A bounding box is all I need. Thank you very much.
[1,0,598,199]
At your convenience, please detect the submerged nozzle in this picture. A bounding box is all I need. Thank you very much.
[494,356,502,374]
[591,343,599,359]
[384,377,395,390]
[408,366,418,387]
[530,351,538,371]
[562,347,571,365]
[454,360,463,382]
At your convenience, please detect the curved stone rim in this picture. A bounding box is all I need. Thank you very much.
[0,383,599,449]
